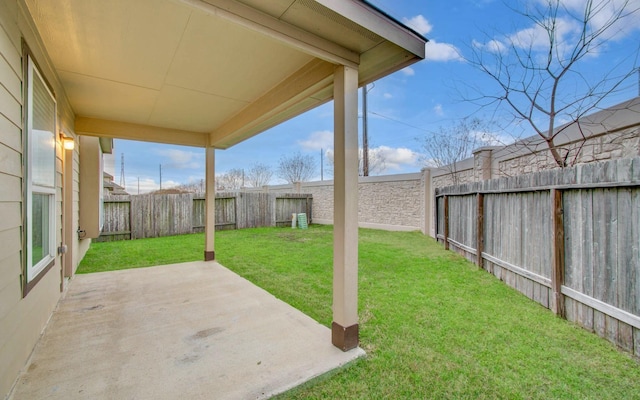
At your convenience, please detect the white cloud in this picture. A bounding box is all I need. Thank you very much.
[374,146,419,171]
[473,38,507,53]
[510,17,579,52]
[470,130,514,146]
[561,0,640,41]
[425,40,463,62]
[433,104,444,116]
[401,66,415,76]
[383,92,393,99]
[155,148,202,169]
[324,146,420,174]
[297,130,333,151]
[475,0,640,61]
[402,15,433,35]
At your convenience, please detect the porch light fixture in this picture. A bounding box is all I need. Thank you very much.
[60,133,75,150]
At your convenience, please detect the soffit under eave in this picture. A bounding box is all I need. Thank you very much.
[209,43,423,149]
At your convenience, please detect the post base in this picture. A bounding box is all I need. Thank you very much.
[204,250,215,261]
[331,322,359,351]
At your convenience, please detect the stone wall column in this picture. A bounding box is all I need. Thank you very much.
[473,147,495,181]
[422,169,434,237]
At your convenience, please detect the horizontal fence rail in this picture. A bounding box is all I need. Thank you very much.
[98,192,312,241]
[435,157,640,357]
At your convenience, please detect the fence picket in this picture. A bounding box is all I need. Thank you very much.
[99,193,312,241]
[434,157,640,357]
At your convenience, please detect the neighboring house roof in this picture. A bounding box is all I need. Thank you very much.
[103,172,129,195]
[25,0,427,149]
[103,179,129,196]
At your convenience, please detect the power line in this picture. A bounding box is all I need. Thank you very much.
[368,110,432,133]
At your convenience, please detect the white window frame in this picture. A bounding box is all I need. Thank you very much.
[25,55,57,283]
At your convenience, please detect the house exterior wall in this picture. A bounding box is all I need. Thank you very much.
[0,1,88,397]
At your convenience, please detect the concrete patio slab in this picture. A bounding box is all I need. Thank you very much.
[9,261,364,399]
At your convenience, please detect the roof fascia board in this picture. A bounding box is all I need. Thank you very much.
[210,59,335,147]
[98,137,114,154]
[213,97,327,149]
[358,41,422,85]
[315,0,426,58]
[179,0,359,68]
[75,117,208,147]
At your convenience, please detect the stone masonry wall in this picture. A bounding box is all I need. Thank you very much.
[431,167,475,188]
[257,173,425,231]
[357,176,424,229]
[497,126,640,176]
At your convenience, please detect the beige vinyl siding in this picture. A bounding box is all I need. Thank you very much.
[0,252,21,298]
[0,141,21,176]
[0,111,21,151]
[0,2,26,394]
[0,270,60,394]
[72,150,88,271]
[0,0,82,396]
[0,171,21,201]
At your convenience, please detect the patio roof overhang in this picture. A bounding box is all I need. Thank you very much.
[25,0,427,149]
[24,0,427,353]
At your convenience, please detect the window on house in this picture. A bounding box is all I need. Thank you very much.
[26,55,56,284]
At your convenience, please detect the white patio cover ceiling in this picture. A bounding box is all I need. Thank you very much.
[25,0,426,149]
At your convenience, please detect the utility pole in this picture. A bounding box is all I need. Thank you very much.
[159,164,162,190]
[362,85,369,176]
[137,177,140,195]
[119,153,125,187]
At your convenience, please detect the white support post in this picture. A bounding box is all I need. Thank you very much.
[332,65,359,351]
[204,147,216,261]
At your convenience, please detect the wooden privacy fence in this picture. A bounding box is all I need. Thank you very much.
[435,157,640,357]
[99,192,312,241]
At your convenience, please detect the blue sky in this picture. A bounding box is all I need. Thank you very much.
[107,0,640,193]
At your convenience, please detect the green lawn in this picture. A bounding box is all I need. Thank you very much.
[79,225,640,399]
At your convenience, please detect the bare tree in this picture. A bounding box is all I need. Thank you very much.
[466,0,640,167]
[325,146,387,177]
[173,180,205,195]
[419,118,500,183]
[277,152,316,183]
[245,163,273,187]
[216,168,244,190]
[358,148,386,176]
